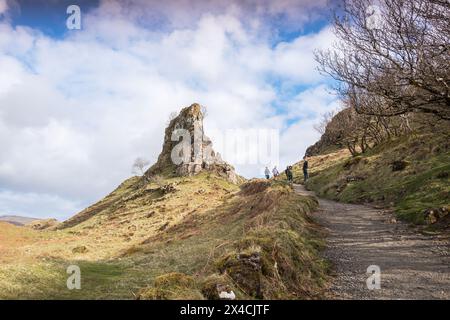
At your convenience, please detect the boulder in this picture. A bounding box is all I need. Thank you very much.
[27,218,59,230]
[424,207,449,224]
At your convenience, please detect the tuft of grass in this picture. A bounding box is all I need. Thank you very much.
[138,272,204,300]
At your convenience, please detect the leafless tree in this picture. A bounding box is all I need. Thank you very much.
[314,110,337,134]
[315,0,450,121]
[325,106,365,156]
[324,97,412,156]
[132,157,150,176]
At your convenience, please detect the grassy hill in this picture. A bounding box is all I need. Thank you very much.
[293,132,449,229]
[0,172,328,299]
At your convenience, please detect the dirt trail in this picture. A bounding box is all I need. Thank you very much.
[293,184,450,300]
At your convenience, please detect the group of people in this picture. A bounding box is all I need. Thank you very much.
[265,166,280,179]
[264,156,309,183]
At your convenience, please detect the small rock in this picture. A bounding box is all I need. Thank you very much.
[161,183,176,194]
[423,207,448,224]
[158,222,170,231]
[72,245,88,254]
[219,290,236,300]
[146,211,156,218]
[196,188,206,195]
[346,175,365,182]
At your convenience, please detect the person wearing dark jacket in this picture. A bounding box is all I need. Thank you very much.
[285,166,293,183]
[303,156,309,182]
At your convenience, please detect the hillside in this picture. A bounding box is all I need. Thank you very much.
[0,104,328,299]
[294,112,449,230]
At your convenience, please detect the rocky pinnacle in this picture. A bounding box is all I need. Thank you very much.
[145,103,239,183]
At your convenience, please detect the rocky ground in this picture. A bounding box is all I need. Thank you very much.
[294,184,450,300]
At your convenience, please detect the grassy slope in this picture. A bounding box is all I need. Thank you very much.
[294,132,449,226]
[0,173,328,299]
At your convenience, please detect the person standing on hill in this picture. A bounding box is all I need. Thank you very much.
[303,156,309,182]
[285,166,293,183]
[264,167,270,179]
[272,166,279,177]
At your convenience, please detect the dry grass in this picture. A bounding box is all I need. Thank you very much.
[0,173,328,299]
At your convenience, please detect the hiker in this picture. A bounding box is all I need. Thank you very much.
[303,156,309,182]
[285,166,293,183]
[272,166,279,177]
[264,166,270,179]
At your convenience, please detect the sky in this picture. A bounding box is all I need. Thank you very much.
[0,0,342,220]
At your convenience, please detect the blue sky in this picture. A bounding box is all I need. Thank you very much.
[9,0,99,37]
[0,0,341,220]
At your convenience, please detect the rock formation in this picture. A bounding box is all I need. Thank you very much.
[146,103,239,183]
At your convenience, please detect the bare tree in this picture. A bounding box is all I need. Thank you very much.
[315,0,450,121]
[132,157,150,176]
[324,97,412,156]
[314,110,337,135]
[325,106,364,156]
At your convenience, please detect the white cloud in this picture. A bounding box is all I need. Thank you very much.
[279,119,320,167]
[285,84,342,119]
[271,26,335,83]
[0,189,81,221]
[0,1,339,219]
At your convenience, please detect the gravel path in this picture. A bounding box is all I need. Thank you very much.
[293,184,450,300]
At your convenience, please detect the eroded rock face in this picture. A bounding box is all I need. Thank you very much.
[146,103,238,183]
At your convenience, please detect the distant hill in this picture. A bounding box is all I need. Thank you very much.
[0,215,40,226]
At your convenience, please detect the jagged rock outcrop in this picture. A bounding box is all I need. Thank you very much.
[305,109,347,157]
[146,103,239,183]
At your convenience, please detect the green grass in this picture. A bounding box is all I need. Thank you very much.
[302,133,450,226]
